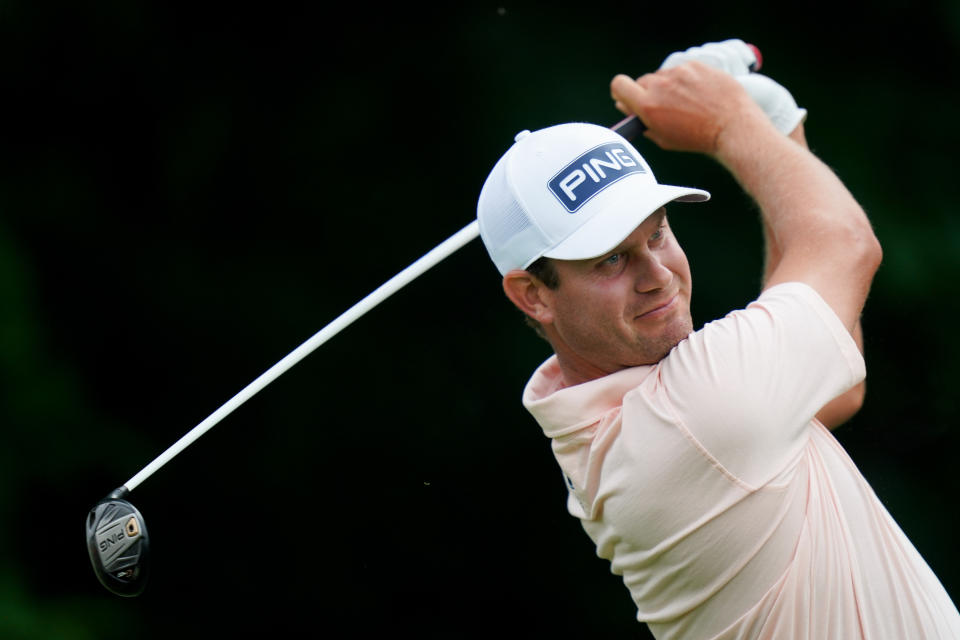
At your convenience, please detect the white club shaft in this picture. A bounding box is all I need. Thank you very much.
[124,220,481,491]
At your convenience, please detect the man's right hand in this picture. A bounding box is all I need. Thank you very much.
[612,39,808,146]
[658,39,808,136]
[610,61,772,155]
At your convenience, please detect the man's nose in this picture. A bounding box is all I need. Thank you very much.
[633,254,672,293]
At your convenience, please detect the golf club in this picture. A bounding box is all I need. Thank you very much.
[86,42,762,597]
[85,218,480,597]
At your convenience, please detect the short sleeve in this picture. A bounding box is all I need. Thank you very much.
[657,282,866,488]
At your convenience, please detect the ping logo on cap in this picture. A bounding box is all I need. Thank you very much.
[548,142,646,213]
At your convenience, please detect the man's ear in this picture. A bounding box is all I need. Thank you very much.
[502,269,554,325]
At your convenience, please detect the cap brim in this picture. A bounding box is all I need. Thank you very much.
[540,183,709,263]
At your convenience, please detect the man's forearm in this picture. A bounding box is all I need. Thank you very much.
[716,116,869,269]
[760,123,806,288]
[758,122,867,429]
[714,103,881,333]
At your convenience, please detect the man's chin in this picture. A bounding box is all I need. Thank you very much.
[631,321,693,365]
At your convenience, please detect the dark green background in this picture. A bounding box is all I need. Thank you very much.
[1,1,958,637]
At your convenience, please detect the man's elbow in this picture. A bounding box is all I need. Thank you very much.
[848,210,883,274]
[861,229,883,277]
[832,217,883,291]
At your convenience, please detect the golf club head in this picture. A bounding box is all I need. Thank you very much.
[86,487,149,597]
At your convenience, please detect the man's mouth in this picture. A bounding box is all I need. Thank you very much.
[635,294,678,320]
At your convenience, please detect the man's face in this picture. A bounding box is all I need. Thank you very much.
[539,208,693,384]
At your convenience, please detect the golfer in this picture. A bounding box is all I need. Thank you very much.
[476,40,960,638]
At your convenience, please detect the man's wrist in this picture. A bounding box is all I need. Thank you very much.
[712,101,783,165]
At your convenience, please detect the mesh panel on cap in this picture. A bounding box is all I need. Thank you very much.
[487,199,532,249]
[481,161,533,250]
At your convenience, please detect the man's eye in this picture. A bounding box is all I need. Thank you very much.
[604,253,621,265]
[650,225,667,242]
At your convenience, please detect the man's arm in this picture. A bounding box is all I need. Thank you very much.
[764,123,866,429]
[611,62,880,428]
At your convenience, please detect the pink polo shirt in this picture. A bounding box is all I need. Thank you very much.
[523,283,960,639]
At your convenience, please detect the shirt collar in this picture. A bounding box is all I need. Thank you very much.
[522,355,653,437]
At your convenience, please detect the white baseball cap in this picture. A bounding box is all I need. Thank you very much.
[477,122,710,275]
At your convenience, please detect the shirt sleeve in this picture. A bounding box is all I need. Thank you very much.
[656,282,866,488]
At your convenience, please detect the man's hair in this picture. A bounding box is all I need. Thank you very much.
[524,257,559,340]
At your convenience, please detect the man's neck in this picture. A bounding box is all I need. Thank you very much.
[553,351,617,387]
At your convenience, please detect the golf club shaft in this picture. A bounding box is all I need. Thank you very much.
[124,220,481,491]
[123,116,643,492]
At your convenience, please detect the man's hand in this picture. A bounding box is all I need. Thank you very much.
[612,39,808,146]
[611,62,769,154]
[660,39,807,136]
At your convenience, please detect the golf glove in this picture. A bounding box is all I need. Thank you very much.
[660,38,807,135]
[736,73,808,136]
[660,38,759,76]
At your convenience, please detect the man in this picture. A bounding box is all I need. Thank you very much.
[476,41,960,638]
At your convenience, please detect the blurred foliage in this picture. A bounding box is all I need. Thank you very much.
[0,0,958,637]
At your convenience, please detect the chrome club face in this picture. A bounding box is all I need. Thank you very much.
[86,487,149,597]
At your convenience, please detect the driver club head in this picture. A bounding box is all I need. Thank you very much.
[86,487,149,597]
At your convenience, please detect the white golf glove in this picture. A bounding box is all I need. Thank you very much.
[660,38,760,76]
[735,73,808,135]
[659,38,807,135]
